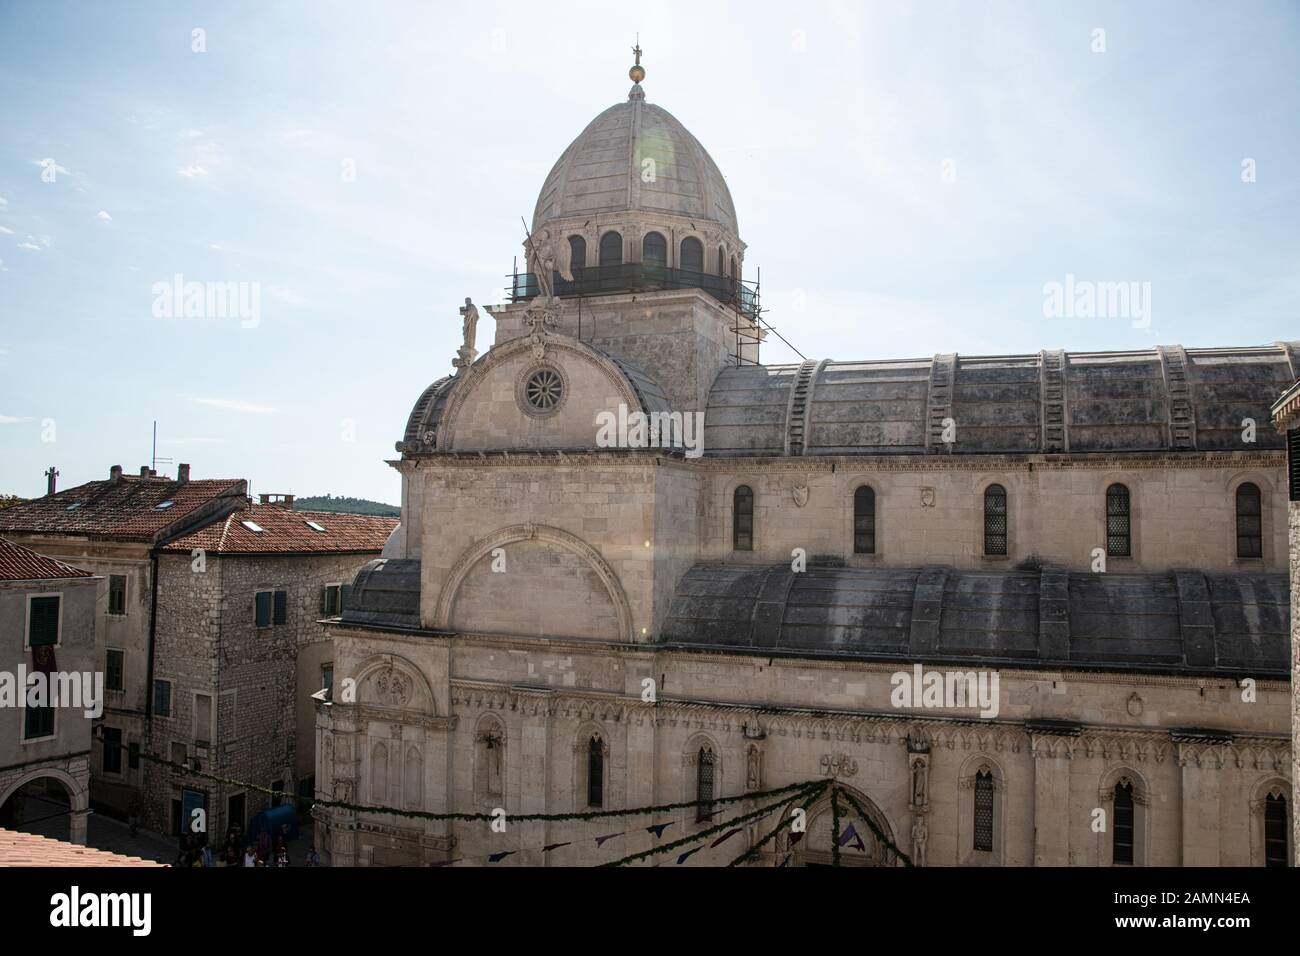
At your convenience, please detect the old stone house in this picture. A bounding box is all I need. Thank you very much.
[316,62,1295,867]
[0,538,99,844]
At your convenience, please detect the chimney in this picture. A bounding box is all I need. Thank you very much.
[259,493,270,505]
[284,494,294,509]
[110,465,123,482]
[45,466,59,496]
[140,466,150,477]
[177,463,191,483]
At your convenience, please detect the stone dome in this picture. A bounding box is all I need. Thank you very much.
[531,86,739,238]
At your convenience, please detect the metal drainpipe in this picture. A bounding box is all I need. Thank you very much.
[145,549,159,720]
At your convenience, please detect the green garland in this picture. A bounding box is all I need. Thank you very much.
[600,782,824,867]
[837,785,914,867]
[830,785,843,867]
[726,780,831,867]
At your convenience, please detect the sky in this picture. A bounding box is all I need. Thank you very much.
[0,0,1297,503]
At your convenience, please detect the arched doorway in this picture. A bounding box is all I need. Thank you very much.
[776,784,899,867]
[0,772,81,843]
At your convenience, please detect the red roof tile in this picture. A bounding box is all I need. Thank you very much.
[0,538,95,582]
[0,828,165,867]
[160,504,398,555]
[0,475,247,542]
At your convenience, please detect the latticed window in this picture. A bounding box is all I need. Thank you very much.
[854,486,876,554]
[733,486,753,551]
[587,736,604,808]
[680,237,703,273]
[1235,482,1262,558]
[1264,793,1288,867]
[599,231,622,266]
[1289,429,1300,502]
[983,485,1008,556]
[1113,781,1135,865]
[568,235,586,274]
[974,770,994,852]
[1106,484,1131,557]
[696,747,715,822]
[643,231,667,268]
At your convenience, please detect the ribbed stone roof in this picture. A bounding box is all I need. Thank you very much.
[704,343,1299,456]
[662,563,1290,676]
[532,92,738,236]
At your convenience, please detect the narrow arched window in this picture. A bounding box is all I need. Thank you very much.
[587,736,604,808]
[717,245,727,276]
[643,231,666,268]
[599,231,623,267]
[696,747,715,822]
[853,486,876,554]
[680,236,703,273]
[1236,482,1262,558]
[1106,484,1131,557]
[730,256,738,279]
[568,235,586,274]
[1264,793,1288,867]
[1113,781,1134,865]
[973,770,994,852]
[733,485,753,551]
[983,484,1008,556]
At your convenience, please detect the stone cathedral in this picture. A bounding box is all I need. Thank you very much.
[315,55,1297,867]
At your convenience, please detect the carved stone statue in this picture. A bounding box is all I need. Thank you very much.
[909,754,930,810]
[911,814,928,866]
[745,744,762,791]
[524,227,556,299]
[459,297,479,353]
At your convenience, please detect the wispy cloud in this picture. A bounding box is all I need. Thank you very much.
[0,414,34,425]
[160,436,225,445]
[30,158,71,176]
[177,165,209,180]
[96,210,112,222]
[0,226,14,235]
[184,395,277,414]
[16,242,40,251]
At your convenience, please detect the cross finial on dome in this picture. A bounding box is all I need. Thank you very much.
[628,35,645,96]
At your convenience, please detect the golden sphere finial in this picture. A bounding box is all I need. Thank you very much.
[629,38,645,84]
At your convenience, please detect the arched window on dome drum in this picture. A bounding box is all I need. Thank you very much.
[680,236,703,274]
[733,485,753,551]
[1113,781,1135,865]
[696,747,715,822]
[567,235,586,275]
[642,231,667,268]
[587,736,604,808]
[1264,793,1288,867]
[717,245,727,276]
[973,770,994,852]
[983,484,1007,556]
[1106,484,1131,557]
[853,486,876,554]
[730,256,738,280]
[1235,482,1262,558]
[599,231,623,267]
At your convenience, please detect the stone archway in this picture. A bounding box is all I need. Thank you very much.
[0,768,89,844]
[776,784,898,867]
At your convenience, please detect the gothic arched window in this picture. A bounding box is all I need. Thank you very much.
[599,231,623,267]
[680,236,703,273]
[568,235,586,274]
[696,747,715,822]
[1106,484,1131,557]
[477,722,504,799]
[973,770,994,852]
[1264,793,1288,867]
[733,485,753,551]
[587,735,604,808]
[1236,482,1262,558]
[730,256,738,280]
[717,245,727,276]
[853,485,876,554]
[643,231,667,268]
[983,484,1008,556]
[1113,781,1135,865]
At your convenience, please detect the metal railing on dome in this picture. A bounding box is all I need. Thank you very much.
[505,263,761,319]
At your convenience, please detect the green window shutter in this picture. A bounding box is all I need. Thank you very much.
[340,584,352,614]
[255,591,271,627]
[24,705,54,740]
[106,650,124,691]
[28,596,60,647]
[273,590,288,625]
[153,680,172,717]
[108,575,126,615]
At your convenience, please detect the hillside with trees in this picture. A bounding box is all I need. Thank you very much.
[292,494,399,517]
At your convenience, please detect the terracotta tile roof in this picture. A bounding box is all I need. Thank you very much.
[0,475,247,542]
[159,504,398,555]
[0,538,95,582]
[0,828,165,866]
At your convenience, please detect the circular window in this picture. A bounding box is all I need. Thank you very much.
[524,368,564,412]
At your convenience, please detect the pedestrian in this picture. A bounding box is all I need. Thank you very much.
[243,845,257,867]
[305,846,320,867]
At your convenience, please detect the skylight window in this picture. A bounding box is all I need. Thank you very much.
[65,502,83,511]
[305,520,327,533]
[155,500,175,511]
[241,520,264,533]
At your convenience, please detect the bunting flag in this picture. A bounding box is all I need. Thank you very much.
[594,832,622,848]
[645,821,673,839]
[710,827,743,849]
[488,850,517,863]
[837,822,866,852]
[542,842,571,853]
[31,644,56,675]
[676,845,705,865]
